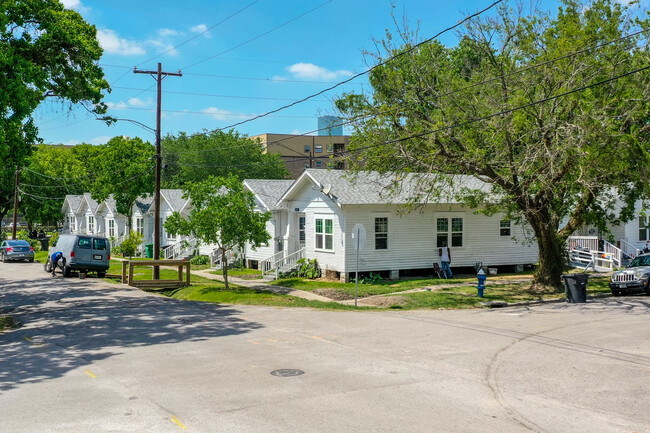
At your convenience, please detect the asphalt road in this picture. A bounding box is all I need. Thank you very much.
[1,261,649,433]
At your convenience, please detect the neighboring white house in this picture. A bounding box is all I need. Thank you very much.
[243,179,295,266]
[269,169,540,282]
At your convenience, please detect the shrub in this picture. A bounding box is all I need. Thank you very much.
[289,258,320,279]
[120,231,144,258]
[190,255,209,265]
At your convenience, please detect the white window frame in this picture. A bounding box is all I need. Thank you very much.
[136,217,144,235]
[108,219,115,238]
[500,219,511,237]
[436,214,464,248]
[314,217,334,251]
[87,215,95,234]
[375,217,388,250]
[639,215,649,241]
[68,216,76,232]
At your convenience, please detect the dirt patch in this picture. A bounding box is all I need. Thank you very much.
[313,288,354,300]
[361,295,408,308]
[238,274,263,280]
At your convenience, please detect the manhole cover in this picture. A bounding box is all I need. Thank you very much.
[271,369,304,377]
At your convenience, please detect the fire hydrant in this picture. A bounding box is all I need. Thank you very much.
[477,268,486,298]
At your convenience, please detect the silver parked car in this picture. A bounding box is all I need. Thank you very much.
[609,253,650,296]
[0,240,35,263]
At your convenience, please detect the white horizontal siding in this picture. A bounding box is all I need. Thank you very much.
[342,204,538,273]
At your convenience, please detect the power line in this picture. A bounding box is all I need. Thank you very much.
[113,86,330,102]
[165,27,647,157]
[338,65,650,156]
[106,105,317,119]
[181,0,335,70]
[190,0,504,132]
[136,0,263,68]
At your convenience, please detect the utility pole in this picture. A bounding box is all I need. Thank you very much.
[12,166,20,240]
[134,63,182,279]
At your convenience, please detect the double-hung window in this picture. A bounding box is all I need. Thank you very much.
[640,216,649,241]
[136,217,144,235]
[87,216,95,234]
[375,217,388,249]
[315,217,333,251]
[436,216,463,247]
[500,219,511,237]
[108,219,115,238]
[68,216,76,232]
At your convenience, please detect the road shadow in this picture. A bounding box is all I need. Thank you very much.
[0,273,262,392]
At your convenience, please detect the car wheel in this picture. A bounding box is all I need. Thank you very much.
[44,259,52,273]
[612,290,623,296]
[29,258,34,263]
[62,265,71,278]
[97,271,106,278]
[2,253,6,263]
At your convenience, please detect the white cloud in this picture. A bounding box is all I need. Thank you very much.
[190,24,211,38]
[146,38,178,55]
[91,136,111,145]
[127,97,153,107]
[158,28,180,38]
[286,63,353,81]
[201,107,235,120]
[105,101,128,110]
[97,29,145,56]
[60,0,81,9]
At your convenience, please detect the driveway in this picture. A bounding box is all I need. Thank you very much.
[1,261,649,433]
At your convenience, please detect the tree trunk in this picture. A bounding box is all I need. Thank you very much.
[222,250,229,290]
[528,212,566,291]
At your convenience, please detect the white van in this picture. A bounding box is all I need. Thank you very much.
[50,234,111,277]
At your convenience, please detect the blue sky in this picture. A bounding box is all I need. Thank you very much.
[35,0,576,145]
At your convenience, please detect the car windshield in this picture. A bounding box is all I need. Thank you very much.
[628,255,650,268]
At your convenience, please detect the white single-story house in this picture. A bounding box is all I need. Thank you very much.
[243,179,294,265]
[267,169,539,281]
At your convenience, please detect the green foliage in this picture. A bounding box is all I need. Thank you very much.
[164,175,272,289]
[287,258,321,279]
[336,0,650,289]
[16,230,40,251]
[117,231,144,259]
[161,130,289,187]
[357,272,383,284]
[190,255,210,265]
[0,1,109,223]
[49,231,59,247]
[88,136,155,231]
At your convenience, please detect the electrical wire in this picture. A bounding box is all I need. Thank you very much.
[336,65,650,156]
[188,0,504,132]
[181,0,335,70]
[136,0,263,68]
[164,27,648,157]
[112,86,330,102]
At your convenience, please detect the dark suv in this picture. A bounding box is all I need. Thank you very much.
[609,253,650,296]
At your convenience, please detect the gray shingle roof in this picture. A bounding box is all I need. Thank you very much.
[282,169,492,205]
[161,189,188,212]
[134,195,154,214]
[83,193,99,212]
[64,195,83,213]
[244,179,294,211]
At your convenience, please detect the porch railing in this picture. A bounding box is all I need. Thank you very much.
[163,236,197,260]
[261,248,305,279]
[619,239,642,259]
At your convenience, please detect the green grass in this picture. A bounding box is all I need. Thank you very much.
[34,251,48,263]
[271,275,476,297]
[106,259,215,283]
[166,283,363,310]
[210,268,262,279]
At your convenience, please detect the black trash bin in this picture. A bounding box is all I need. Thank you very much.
[562,274,588,303]
[39,238,49,251]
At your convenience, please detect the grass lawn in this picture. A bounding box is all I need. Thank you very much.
[34,251,48,263]
[210,268,262,280]
[271,275,478,297]
[105,260,215,284]
[165,283,361,310]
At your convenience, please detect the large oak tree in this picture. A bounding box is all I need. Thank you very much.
[336,0,650,290]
